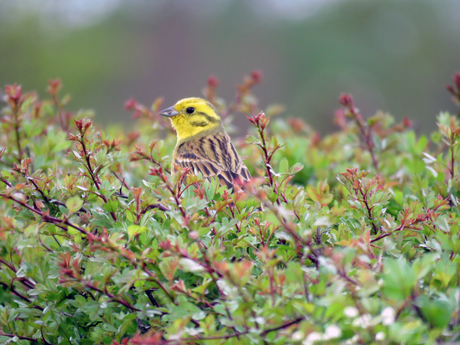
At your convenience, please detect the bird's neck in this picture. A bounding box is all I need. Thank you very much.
[171,118,222,142]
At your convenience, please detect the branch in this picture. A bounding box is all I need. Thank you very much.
[340,94,379,172]
[357,184,379,235]
[0,281,43,311]
[140,203,169,214]
[0,333,52,344]
[0,259,35,289]
[261,317,304,336]
[180,316,304,342]
[78,133,117,221]
[13,110,23,162]
[85,283,141,312]
[0,192,91,236]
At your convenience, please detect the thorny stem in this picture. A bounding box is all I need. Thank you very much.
[140,203,169,214]
[357,184,379,235]
[52,94,65,130]
[85,283,140,312]
[370,201,439,242]
[172,190,186,218]
[259,128,276,190]
[140,263,176,304]
[79,137,117,221]
[0,259,35,289]
[26,177,90,215]
[356,118,379,172]
[338,269,360,285]
[450,131,456,180]
[179,316,304,342]
[371,225,420,243]
[251,114,284,207]
[13,104,23,162]
[149,156,168,173]
[80,139,100,191]
[0,177,12,188]
[154,168,187,218]
[0,333,54,345]
[145,289,160,307]
[112,171,129,190]
[340,95,379,172]
[0,281,43,311]
[0,192,90,236]
[51,200,89,214]
[28,178,50,203]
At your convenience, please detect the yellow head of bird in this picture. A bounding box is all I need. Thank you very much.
[160,98,222,142]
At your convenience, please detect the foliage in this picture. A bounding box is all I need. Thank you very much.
[1,72,460,345]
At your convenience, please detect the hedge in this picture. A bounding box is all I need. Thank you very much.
[1,73,460,345]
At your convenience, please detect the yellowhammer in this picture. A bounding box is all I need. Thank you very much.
[160,97,251,190]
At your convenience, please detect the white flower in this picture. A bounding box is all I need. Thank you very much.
[324,325,342,340]
[303,332,322,345]
[344,306,359,318]
[254,317,265,324]
[381,307,395,325]
[375,331,386,341]
[292,331,304,341]
[179,258,204,272]
[352,314,371,328]
[344,335,359,344]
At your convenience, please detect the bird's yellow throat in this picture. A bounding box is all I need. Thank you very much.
[161,98,222,142]
[169,115,220,142]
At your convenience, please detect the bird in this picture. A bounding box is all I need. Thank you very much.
[159,97,251,190]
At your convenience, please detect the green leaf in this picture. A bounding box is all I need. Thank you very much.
[289,162,304,174]
[127,225,147,238]
[279,157,289,174]
[66,196,83,214]
[417,296,453,328]
[102,200,118,213]
[382,258,416,301]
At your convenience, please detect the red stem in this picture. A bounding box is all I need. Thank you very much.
[79,138,117,221]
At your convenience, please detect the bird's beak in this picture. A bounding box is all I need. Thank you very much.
[159,106,179,117]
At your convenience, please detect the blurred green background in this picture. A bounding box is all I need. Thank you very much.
[1,0,459,134]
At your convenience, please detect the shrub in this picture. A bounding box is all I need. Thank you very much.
[1,73,460,345]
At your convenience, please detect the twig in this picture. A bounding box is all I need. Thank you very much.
[145,289,160,307]
[0,281,43,311]
[356,183,379,235]
[1,177,13,187]
[180,316,304,342]
[78,134,117,221]
[0,259,35,289]
[13,107,23,162]
[0,192,90,236]
[370,225,423,243]
[50,200,89,214]
[112,171,130,190]
[140,203,169,214]
[340,94,379,172]
[450,131,456,180]
[85,283,140,312]
[0,333,52,344]
[261,317,304,336]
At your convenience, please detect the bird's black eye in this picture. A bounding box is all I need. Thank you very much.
[186,107,195,114]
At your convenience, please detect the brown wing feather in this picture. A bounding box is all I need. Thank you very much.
[174,131,251,189]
